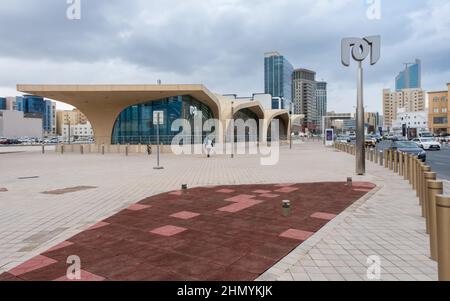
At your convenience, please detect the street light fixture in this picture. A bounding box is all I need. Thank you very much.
[341,35,381,175]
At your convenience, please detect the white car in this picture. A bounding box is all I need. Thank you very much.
[412,137,441,151]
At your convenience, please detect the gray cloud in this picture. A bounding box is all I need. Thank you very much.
[0,0,449,113]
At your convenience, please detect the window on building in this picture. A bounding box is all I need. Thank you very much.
[443,108,448,113]
[434,117,448,124]
[434,108,439,113]
[434,97,439,102]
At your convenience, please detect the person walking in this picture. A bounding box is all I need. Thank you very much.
[203,136,213,158]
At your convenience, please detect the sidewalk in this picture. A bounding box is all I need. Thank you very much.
[0,142,438,280]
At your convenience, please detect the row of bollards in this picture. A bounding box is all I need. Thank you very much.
[335,142,450,281]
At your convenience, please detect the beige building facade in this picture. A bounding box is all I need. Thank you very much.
[56,109,89,135]
[383,88,425,130]
[428,85,450,135]
[17,84,303,147]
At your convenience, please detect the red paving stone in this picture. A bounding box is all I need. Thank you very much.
[218,199,263,213]
[216,189,235,193]
[311,212,337,221]
[0,182,375,281]
[275,187,300,193]
[253,190,272,194]
[259,193,280,198]
[150,225,187,237]
[279,229,315,241]
[87,222,110,231]
[46,241,74,252]
[127,204,152,211]
[170,211,200,220]
[9,255,57,276]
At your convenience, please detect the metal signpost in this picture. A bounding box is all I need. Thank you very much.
[341,35,381,175]
[153,111,164,170]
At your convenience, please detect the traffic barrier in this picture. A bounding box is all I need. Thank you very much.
[399,152,404,176]
[436,195,450,280]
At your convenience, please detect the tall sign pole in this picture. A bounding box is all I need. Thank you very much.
[153,111,164,170]
[341,35,380,175]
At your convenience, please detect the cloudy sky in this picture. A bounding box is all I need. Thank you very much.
[0,0,449,113]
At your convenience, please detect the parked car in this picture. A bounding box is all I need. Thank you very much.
[336,135,351,143]
[412,137,441,151]
[378,140,427,162]
[365,135,377,148]
[394,141,427,162]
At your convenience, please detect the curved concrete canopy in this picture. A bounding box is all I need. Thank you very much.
[263,109,290,140]
[17,84,222,145]
[232,101,265,120]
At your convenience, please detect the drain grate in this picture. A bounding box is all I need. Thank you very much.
[18,176,39,180]
[42,186,97,195]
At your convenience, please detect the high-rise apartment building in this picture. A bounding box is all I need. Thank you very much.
[315,81,327,132]
[264,52,294,113]
[292,68,317,131]
[395,59,421,91]
[428,85,450,135]
[382,88,425,130]
[56,108,88,134]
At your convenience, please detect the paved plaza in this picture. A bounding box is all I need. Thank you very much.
[0,142,447,281]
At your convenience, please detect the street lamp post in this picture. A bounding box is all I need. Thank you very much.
[341,36,381,175]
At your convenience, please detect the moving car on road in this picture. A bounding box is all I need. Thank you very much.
[412,137,441,151]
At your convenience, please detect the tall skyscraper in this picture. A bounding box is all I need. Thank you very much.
[264,52,294,113]
[316,81,327,132]
[292,68,317,132]
[395,59,422,91]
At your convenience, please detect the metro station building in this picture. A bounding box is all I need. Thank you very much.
[17,84,303,152]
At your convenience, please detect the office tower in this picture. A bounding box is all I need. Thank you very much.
[395,59,421,91]
[292,68,317,132]
[264,52,294,113]
[316,81,327,132]
[17,95,56,135]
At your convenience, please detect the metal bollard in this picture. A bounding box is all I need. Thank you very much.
[80,145,84,155]
[379,151,384,166]
[102,144,105,155]
[42,144,45,154]
[420,165,431,217]
[409,155,414,185]
[384,150,388,168]
[61,145,64,155]
[429,181,443,261]
[399,152,404,176]
[412,158,418,190]
[125,145,129,156]
[389,150,394,170]
[436,195,450,280]
[424,172,437,235]
[347,177,353,187]
[394,151,399,173]
[282,200,291,217]
[374,149,379,164]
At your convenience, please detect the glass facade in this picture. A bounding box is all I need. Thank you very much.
[264,52,293,111]
[395,59,421,91]
[0,97,6,110]
[16,95,54,133]
[233,108,260,142]
[111,95,214,145]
